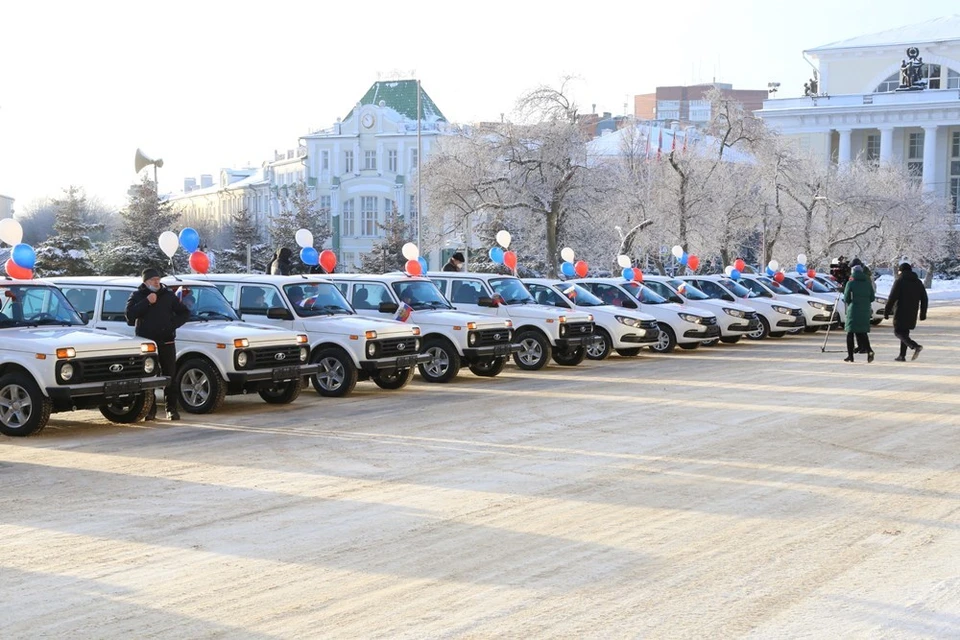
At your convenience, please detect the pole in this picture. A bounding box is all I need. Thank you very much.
[416,79,422,254]
[761,203,768,269]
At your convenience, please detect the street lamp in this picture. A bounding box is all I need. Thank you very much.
[767,82,780,97]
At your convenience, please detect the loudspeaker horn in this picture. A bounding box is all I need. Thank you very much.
[134,148,164,173]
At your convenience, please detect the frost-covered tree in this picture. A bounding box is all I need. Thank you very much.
[360,209,413,274]
[34,186,102,276]
[269,182,331,257]
[218,208,273,273]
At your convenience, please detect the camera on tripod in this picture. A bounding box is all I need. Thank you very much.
[829,256,851,283]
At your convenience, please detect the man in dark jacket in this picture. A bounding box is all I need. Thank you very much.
[442,251,464,272]
[268,247,293,275]
[125,268,191,419]
[884,262,929,361]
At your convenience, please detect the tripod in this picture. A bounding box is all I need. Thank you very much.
[819,289,846,353]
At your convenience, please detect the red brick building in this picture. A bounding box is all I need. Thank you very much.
[634,83,768,123]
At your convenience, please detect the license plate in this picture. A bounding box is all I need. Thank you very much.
[272,366,300,381]
[493,344,511,356]
[396,354,418,367]
[104,379,141,397]
[706,326,721,337]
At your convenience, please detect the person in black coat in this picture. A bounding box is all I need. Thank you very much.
[884,262,929,361]
[442,252,464,272]
[268,247,294,275]
[125,268,191,419]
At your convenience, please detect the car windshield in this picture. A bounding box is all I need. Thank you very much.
[553,283,604,306]
[284,283,353,316]
[490,278,535,305]
[173,285,239,321]
[622,282,668,304]
[798,277,832,293]
[815,276,840,291]
[718,278,758,298]
[666,278,711,301]
[392,280,452,310]
[0,285,85,327]
[774,277,807,294]
[756,276,793,295]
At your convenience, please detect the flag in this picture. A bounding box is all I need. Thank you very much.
[671,130,676,153]
[656,128,662,161]
[394,301,413,322]
[644,128,651,160]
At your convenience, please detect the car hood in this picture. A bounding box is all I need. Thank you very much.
[301,314,421,337]
[5,327,151,357]
[654,301,716,318]
[504,304,593,323]
[683,298,754,313]
[581,304,656,322]
[412,309,508,329]
[179,321,301,347]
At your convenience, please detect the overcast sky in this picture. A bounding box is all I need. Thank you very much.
[1,0,957,211]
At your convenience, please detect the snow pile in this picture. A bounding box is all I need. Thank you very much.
[875,274,960,301]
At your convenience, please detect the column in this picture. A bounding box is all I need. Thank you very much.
[879,126,894,163]
[837,128,852,165]
[922,125,938,193]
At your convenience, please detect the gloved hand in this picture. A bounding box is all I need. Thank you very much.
[884,315,889,320]
[920,313,926,321]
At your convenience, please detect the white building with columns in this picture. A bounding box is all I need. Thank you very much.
[757,15,960,219]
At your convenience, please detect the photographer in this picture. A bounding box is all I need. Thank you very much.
[830,256,851,285]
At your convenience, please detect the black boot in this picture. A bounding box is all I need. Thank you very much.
[164,391,180,421]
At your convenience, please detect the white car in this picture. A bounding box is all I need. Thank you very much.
[574,277,720,353]
[329,273,518,382]
[643,275,760,346]
[429,272,598,370]
[521,278,659,360]
[680,275,804,340]
[780,273,846,329]
[1,279,167,437]
[207,274,429,396]
[739,274,833,332]
[53,276,316,414]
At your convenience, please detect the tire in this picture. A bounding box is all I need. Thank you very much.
[803,326,820,333]
[678,342,700,350]
[701,338,721,347]
[586,328,612,360]
[869,318,882,326]
[719,336,741,345]
[787,327,804,335]
[552,346,586,366]
[0,373,52,437]
[258,377,303,404]
[615,348,642,357]
[177,358,227,414]
[747,316,770,340]
[649,323,677,353]
[513,329,552,371]
[310,347,358,397]
[372,367,415,390]
[418,337,461,383]
[769,331,786,338]
[469,357,507,377]
[99,391,154,424]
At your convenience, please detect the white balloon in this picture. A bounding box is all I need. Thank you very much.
[496,230,511,249]
[671,245,684,259]
[616,254,631,268]
[768,260,779,272]
[401,242,419,260]
[295,228,313,249]
[560,247,575,263]
[0,218,23,246]
[797,253,807,265]
[158,231,179,258]
[724,266,734,277]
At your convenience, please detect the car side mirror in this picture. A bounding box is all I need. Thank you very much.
[267,307,294,320]
[671,295,684,304]
[79,311,91,324]
[477,296,497,308]
[378,301,399,313]
[622,299,638,309]
[722,293,734,302]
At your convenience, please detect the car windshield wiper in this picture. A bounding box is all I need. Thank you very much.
[31,318,78,326]
[198,311,235,321]
[315,305,350,315]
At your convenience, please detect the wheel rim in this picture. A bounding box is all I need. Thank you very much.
[747,322,765,339]
[181,368,211,408]
[423,347,449,378]
[586,336,607,358]
[316,357,345,391]
[653,330,671,352]
[0,384,32,428]
[517,338,543,366]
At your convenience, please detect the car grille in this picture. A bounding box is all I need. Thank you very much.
[702,316,718,326]
[376,337,418,358]
[744,311,758,321]
[640,319,659,331]
[790,308,803,316]
[565,322,595,336]
[251,345,301,369]
[74,355,147,383]
[475,328,512,347]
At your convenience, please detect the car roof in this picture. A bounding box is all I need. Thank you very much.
[427,271,517,280]
[49,275,210,287]
[329,272,433,283]
[521,277,564,286]
[202,273,333,286]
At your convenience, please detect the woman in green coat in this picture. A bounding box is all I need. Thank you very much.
[843,265,875,362]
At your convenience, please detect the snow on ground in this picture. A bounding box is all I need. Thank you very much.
[876,275,960,301]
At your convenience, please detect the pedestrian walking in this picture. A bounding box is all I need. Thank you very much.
[884,262,928,361]
[843,264,875,363]
[849,257,873,353]
[125,268,190,420]
[442,251,465,272]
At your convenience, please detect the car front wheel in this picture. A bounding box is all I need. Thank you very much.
[0,373,52,437]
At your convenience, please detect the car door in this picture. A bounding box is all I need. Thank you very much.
[60,285,100,326]
[444,277,492,315]
[349,281,393,318]
[94,287,137,337]
[525,283,572,309]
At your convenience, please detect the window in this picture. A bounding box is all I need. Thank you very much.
[875,64,960,92]
[319,195,331,226]
[321,150,329,171]
[344,150,354,174]
[364,150,377,171]
[951,132,960,216]
[448,279,484,304]
[352,283,391,310]
[215,284,237,305]
[361,196,378,236]
[949,69,960,90]
[342,198,355,236]
[387,149,398,172]
[907,132,924,179]
[239,286,273,315]
[101,289,131,322]
[342,252,357,269]
[866,134,880,163]
[384,198,395,219]
[952,131,960,159]
[410,149,418,171]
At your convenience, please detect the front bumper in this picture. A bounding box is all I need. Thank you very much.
[227,363,319,385]
[619,331,659,344]
[46,375,170,403]
[555,334,602,349]
[776,316,805,328]
[726,318,760,333]
[360,353,432,373]
[682,324,721,339]
[462,343,522,359]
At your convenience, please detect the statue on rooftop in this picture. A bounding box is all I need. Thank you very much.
[897,47,925,91]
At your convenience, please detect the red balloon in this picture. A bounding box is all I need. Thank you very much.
[734,258,746,272]
[687,255,700,271]
[807,268,816,279]
[503,251,517,270]
[405,259,422,276]
[4,258,33,280]
[773,272,785,283]
[319,249,337,273]
[189,251,209,274]
[632,268,643,282]
[574,260,588,278]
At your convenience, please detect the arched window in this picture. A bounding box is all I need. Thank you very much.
[875,64,960,92]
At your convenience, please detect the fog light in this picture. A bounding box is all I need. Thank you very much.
[60,363,74,381]
[144,358,156,374]
[237,351,249,367]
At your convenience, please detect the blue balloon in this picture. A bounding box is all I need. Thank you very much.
[730,268,741,280]
[300,246,319,266]
[679,252,689,266]
[11,243,36,269]
[622,268,633,281]
[488,246,504,264]
[765,266,775,276]
[796,263,805,274]
[561,261,575,277]
[418,256,428,274]
[179,227,200,253]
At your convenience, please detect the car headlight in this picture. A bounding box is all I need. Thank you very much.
[144,357,156,374]
[468,331,478,346]
[678,313,704,324]
[237,351,249,368]
[60,362,74,381]
[414,338,420,351]
[807,300,827,310]
[876,297,887,304]
[723,308,745,318]
[56,347,76,359]
[366,342,377,358]
[559,324,568,337]
[772,305,792,315]
[233,338,250,348]
[297,334,309,344]
[615,315,642,328]
[299,347,308,362]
